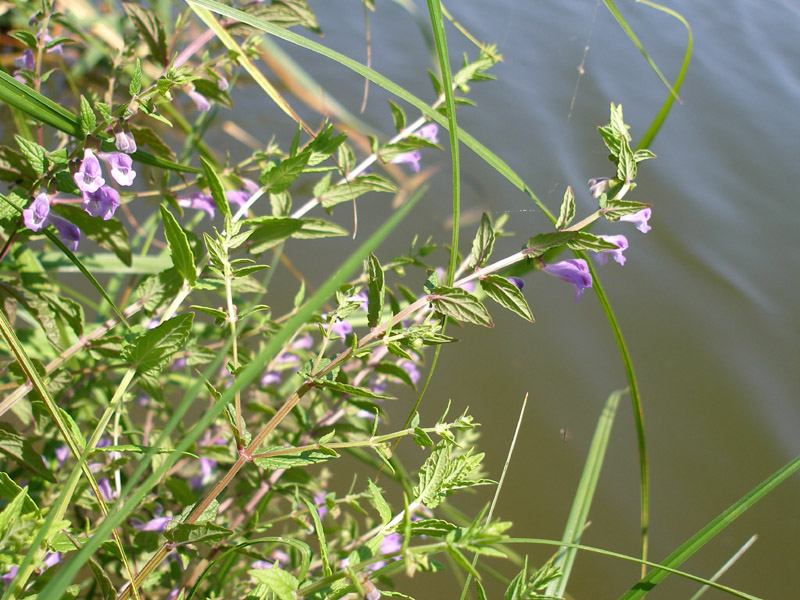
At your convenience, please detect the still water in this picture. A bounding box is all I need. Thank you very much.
[239,0,800,597]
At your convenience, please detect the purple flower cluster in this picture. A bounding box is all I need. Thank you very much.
[22,193,80,251]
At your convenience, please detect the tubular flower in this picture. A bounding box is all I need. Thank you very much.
[620,208,652,233]
[99,152,136,186]
[73,148,105,193]
[178,193,215,218]
[23,192,80,251]
[187,89,210,112]
[82,185,119,220]
[592,234,628,266]
[390,150,421,172]
[114,123,137,154]
[542,259,593,302]
[588,177,612,198]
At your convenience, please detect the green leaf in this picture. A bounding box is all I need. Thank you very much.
[123,2,168,66]
[601,199,652,221]
[408,518,457,537]
[199,156,231,221]
[524,231,577,258]
[253,446,338,470]
[0,424,56,483]
[374,361,416,388]
[319,174,397,209]
[307,377,395,400]
[79,96,96,137]
[565,231,619,253]
[413,443,490,509]
[245,216,303,253]
[14,135,45,175]
[301,496,332,577]
[129,58,142,96]
[53,205,132,267]
[388,100,406,131]
[292,218,348,239]
[249,568,299,600]
[0,487,29,537]
[479,275,534,323]
[367,479,392,526]
[259,152,310,193]
[617,137,636,182]
[413,427,434,447]
[555,186,575,230]
[121,312,194,376]
[467,213,495,269]
[160,206,197,286]
[0,473,39,513]
[429,286,493,328]
[164,522,232,545]
[8,30,37,49]
[366,253,384,328]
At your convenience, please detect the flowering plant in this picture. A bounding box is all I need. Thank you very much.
[0,2,786,600]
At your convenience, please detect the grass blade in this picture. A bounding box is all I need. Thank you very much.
[546,389,622,597]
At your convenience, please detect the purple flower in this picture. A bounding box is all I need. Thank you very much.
[73,149,105,193]
[261,371,281,386]
[400,361,420,385]
[191,456,217,490]
[13,49,34,71]
[178,193,215,219]
[508,277,525,290]
[38,29,63,55]
[42,553,61,569]
[314,491,328,518]
[114,123,137,154]
[331,318,352,339]
[23,193,81,251]
[369,533,403,571]
[418,123,439,143]
[2,566,18,587]
[23,192,51,231]
[391,150,422,173]
[592,234,628,266]
[130,506,172,532]
[187,89,210,112]
[542,259,593,302]
[82,185,119,220]
[588,177,612,198]
[98,152,136,186]
[98,477,115,502]
[54,445,69,468]
[619,208,651,233]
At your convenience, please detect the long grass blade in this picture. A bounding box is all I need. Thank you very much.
[546,389,622,597]
[618,455,800,599]
[689,535,758,600]
[635,1,693,149]
[37,186,427,600]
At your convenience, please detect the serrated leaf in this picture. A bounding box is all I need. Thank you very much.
[199,156,231,220]
[259,152,310,193]
[413,443,489,508]
[14,135,45,175]
[601,199,652,220]
[253,446,338,470]
[480,275,533,323]
[292,218,348,239]
[123,3,168,66]
[249,568,299,600]
[374,362,416,388]
[190,305,228,322]
[366,253,384,328]
[319,174,397,209]
[408,518,457,537]
[79,96,96,137]
[556,186,575,230]
[467,212,495,269]
[565,231,619,253]
[95,102,111,125]
[245,216,303,253]
[429,286,493,328]
[164,521,232,545]
[160,206,197,286]
[129,58,142,96]
[617,137,636,182]
[367,479,392,525]
[8,30,37,49]
[0,472,39,513]
[121,313,194,376]
[524,231,577,258]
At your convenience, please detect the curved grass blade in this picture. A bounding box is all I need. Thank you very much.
[0,194,130,328]
[503,538,763,600]
[618,455,800,600]
[426,0,461,285]
[37,186,427,600]
[602,0,680,101]
[545,389,622,597]
[635,1,693,150]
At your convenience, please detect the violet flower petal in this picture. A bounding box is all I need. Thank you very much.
[82,185,119,220]
[50,216,81,251]
[390,150,421,173]
[592,234,628,266]
[73,148,105,193]
[187,90,210,112]
[99,152,136,186]
[542,259,593,302]
[418,123,439,143]
[114,124,137,154]
[178,193,215,219]
[619,208,652,233]
[23,192,51,232]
